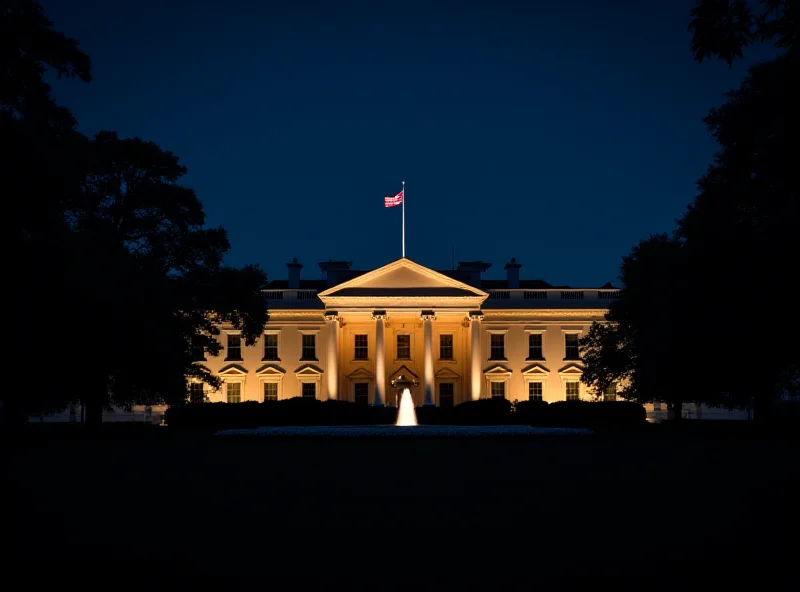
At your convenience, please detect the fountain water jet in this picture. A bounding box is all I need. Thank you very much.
[395,388,418,426]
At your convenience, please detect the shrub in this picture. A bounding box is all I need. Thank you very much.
[543,400,645,427]
[414,405,449,425]
[165,398,396,429]
[512,399,549,425]
[164,397,646,430]
[451,397,513,425]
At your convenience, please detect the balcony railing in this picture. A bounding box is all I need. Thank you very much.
[483,288,619,306]
[262,287,618,306]
[262,289,319,303]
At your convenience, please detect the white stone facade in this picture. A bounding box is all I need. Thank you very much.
[199,257,619,407]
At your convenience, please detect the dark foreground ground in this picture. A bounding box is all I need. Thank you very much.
[2,424,798,590]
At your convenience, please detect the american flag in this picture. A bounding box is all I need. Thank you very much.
[384,190,403,208]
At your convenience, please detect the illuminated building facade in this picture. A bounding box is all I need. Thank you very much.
[198,257,622,407]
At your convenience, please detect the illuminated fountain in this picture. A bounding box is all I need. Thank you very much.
[395,389,417,426]
[391,374,418,427]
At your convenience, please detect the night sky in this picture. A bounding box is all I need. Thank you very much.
[43,0,773,287]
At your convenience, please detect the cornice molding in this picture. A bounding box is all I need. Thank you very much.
[268,310,326,318]
[482,310,608,318]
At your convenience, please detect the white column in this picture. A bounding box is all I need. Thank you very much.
[325,313,339,400]
[422,312,435,406]
[373,312,386,406]
[470,311,483,400]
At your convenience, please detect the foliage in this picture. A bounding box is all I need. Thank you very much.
[165,398,646,430]
[1,1,91,427]
[65,132,268,416]
[0,2,268,425]
[165,399,395,429]
[0,0,91,127]
[678,52,800,412]
[685,2,800,414]
[689,0,798,67]
[512,399,550,425]
[543,401,646,428]
[451,397,513,424]
[580,234,707,417]
[582,4,799,421]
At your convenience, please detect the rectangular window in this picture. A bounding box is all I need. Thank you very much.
[490,334,505,360]
[566,382,580,401]
[439,383,454,408]
[396,334,411,359]
[226,382,241,403]
[528,382,543,402]
[263,334,278,360]
[301,382,316,399]
[189,383,204,403]
[226,334,242,360]
[354,334,368,360]
[263,382,278,401]
[491,382,506,399]
[439,334,453,360]
[528,333,543,359]
[301,334,316,360]
[603,383,617,402]
[564,334,580,360]
[354,383,369,405]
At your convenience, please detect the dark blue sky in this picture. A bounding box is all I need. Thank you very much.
[43,0,772,287]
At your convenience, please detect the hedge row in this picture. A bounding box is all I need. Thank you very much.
[165,397,646,429]
[165,398,396,429]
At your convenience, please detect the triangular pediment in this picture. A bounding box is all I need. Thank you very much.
[295,364,324,375]
[318,258,487,299]
[219,364,248,375]
[389,365,419,381]
[522,363,549,375]
[484,364,512,376]
[255,364,285,376]
[347,367,374,380]
[435,367,460,379]
[558,363,584,375]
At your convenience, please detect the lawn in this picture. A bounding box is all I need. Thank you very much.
[2,424,798,588]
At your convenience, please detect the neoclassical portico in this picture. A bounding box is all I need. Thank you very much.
[317,258,488,406]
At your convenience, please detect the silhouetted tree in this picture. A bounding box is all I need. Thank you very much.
[1,0,91,125]
[1,0,91,426]
[685,0,799,419]
[677,55,799,419]
[580,235,709,420]
[1,3,268,426]
[689,0,797,67]
[583,3,799,422]
[67,132,268,424]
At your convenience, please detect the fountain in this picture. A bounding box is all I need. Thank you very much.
[395,389,417,427]
[391,374,419,427]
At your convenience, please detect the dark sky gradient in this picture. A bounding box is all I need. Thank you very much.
[42,0,774,287]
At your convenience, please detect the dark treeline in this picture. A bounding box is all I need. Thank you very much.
[1,0,268,427]
[580,0,799,422]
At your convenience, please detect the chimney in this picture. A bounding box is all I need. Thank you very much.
[504,257,522,289]
[456,261,492,288]
[286,257,302,289]
[318,260,353,287]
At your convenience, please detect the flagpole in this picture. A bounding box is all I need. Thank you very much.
[402,180,405,258]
